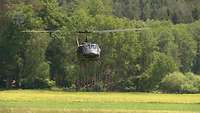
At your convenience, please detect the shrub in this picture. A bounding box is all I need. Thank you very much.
[139,52,178,91]
[112,79,136,92]
[160,72,186,93]
[181,83,199,93]
[182,72,200,93]
[160,72,200,93]
[21,78,55,89]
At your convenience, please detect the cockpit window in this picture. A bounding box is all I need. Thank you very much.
[91,44,96,49]
[85,44,98,49]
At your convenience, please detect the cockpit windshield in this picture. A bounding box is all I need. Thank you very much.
[91,44,97,49]
[87,44,97,49]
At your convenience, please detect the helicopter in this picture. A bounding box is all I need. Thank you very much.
[76,31,101,60]
[76,28,147,59]
[22,28,147,60]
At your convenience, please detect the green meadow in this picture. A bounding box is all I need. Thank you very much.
[0,90,200,113]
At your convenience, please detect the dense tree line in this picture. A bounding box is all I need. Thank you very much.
[0,0,200,93]
[59,0,200,23]
[112,0,200,23]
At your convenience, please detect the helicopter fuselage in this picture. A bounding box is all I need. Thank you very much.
[77,43,101,59]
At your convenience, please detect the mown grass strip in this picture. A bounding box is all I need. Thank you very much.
[0,90,200,112]
[0,90,200,104]
[0,101,200,112]
[0,108,200,113]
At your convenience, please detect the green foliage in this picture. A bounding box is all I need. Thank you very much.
[182,72,200,93]
[189,21,200,74]
[160,72,200,93]
[39,0,68,29]
[139,52,178,91]
[72,0,112,17]
[112,78,136,92]
[160,72,187,93]
[173,25,197,72]
[0,3,50,88]
[112,0,199,23]
[21,78,55,89]
[0,0,200,93]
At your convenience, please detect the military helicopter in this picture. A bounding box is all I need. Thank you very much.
[23,28,147,60]
[76,28,146,59]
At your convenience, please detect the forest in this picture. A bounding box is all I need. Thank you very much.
[0,0,200,93]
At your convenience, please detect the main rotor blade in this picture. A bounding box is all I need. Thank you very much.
[22,30,61,33]
[92,28,148,33]
[22,28,148,33]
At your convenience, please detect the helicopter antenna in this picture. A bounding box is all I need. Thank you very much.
[85,35,88,42]
[76,37,80,46]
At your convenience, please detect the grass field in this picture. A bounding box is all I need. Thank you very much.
[0,90,200,113]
